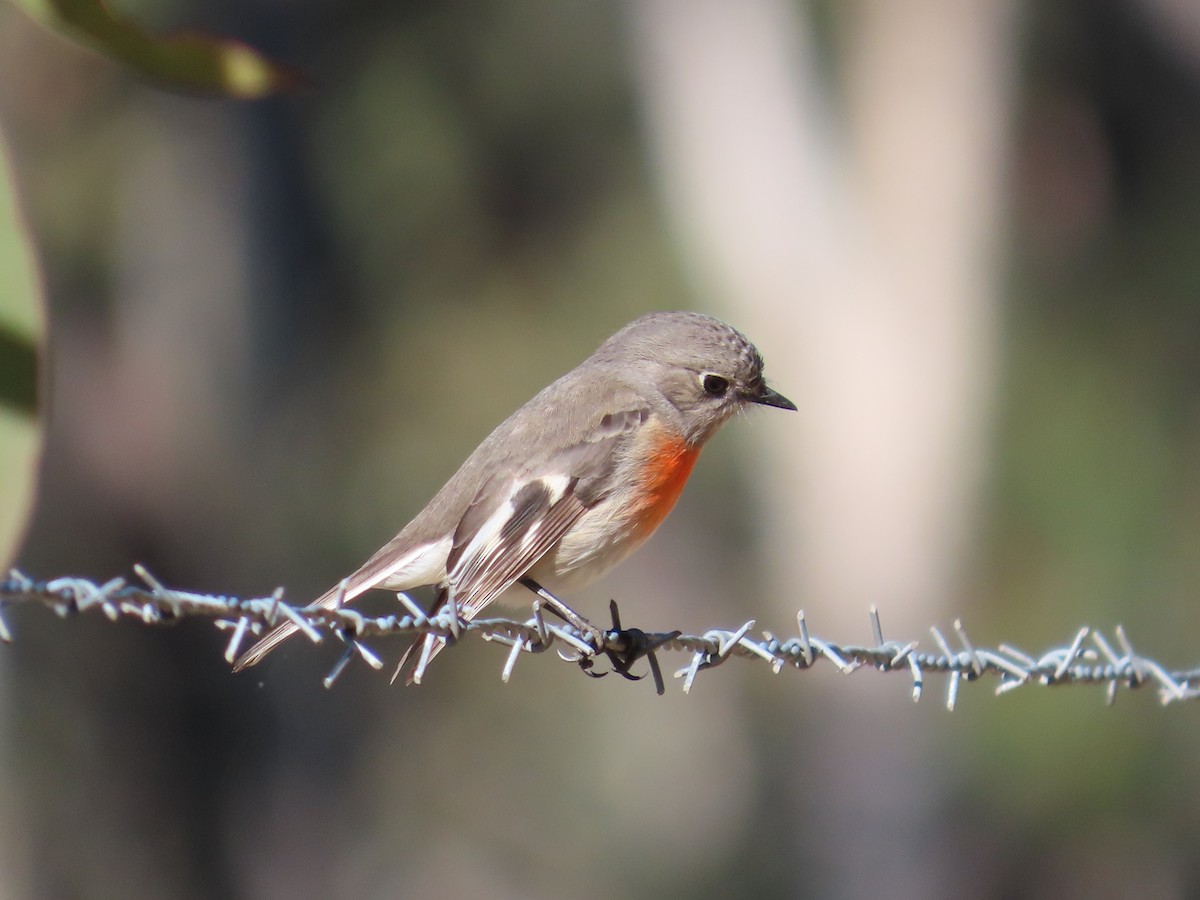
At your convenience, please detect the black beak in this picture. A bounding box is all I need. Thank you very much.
[750,384,797,411]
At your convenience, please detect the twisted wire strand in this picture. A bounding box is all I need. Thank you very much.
[1,567,1196,704]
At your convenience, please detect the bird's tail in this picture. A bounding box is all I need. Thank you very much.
[390,633,449,686]
[390,586,451,685]
[232,581,349,672]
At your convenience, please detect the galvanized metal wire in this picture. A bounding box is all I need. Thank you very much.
[2,566,1197,705]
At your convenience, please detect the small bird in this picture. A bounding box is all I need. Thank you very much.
[233,311,794,682]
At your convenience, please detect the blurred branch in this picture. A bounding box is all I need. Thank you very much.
[2,567,1197,705]
[10,0,299,97]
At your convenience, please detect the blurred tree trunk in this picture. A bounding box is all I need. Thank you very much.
[628,0,1015,894]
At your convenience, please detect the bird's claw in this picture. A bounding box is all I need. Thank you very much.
[574,600,679,694]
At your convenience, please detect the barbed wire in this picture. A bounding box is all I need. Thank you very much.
[1,566,1197,706]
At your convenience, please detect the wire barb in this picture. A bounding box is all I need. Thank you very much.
[0,569,1197,704]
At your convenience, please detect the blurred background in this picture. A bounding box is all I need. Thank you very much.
[2,0,1200,896]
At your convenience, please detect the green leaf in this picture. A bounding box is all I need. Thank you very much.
[0,325,37,415]
[13,0,299,99]
[0,132,44,569]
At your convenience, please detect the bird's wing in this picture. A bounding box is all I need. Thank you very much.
[449,475,587,616]
[395,400,652,683]
[393,476,592,685]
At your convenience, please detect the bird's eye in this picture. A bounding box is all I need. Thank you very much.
[701,373,730,397]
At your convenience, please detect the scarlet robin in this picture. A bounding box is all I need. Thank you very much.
[233,311,795,682]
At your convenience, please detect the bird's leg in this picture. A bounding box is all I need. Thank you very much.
[518,577,606,648]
